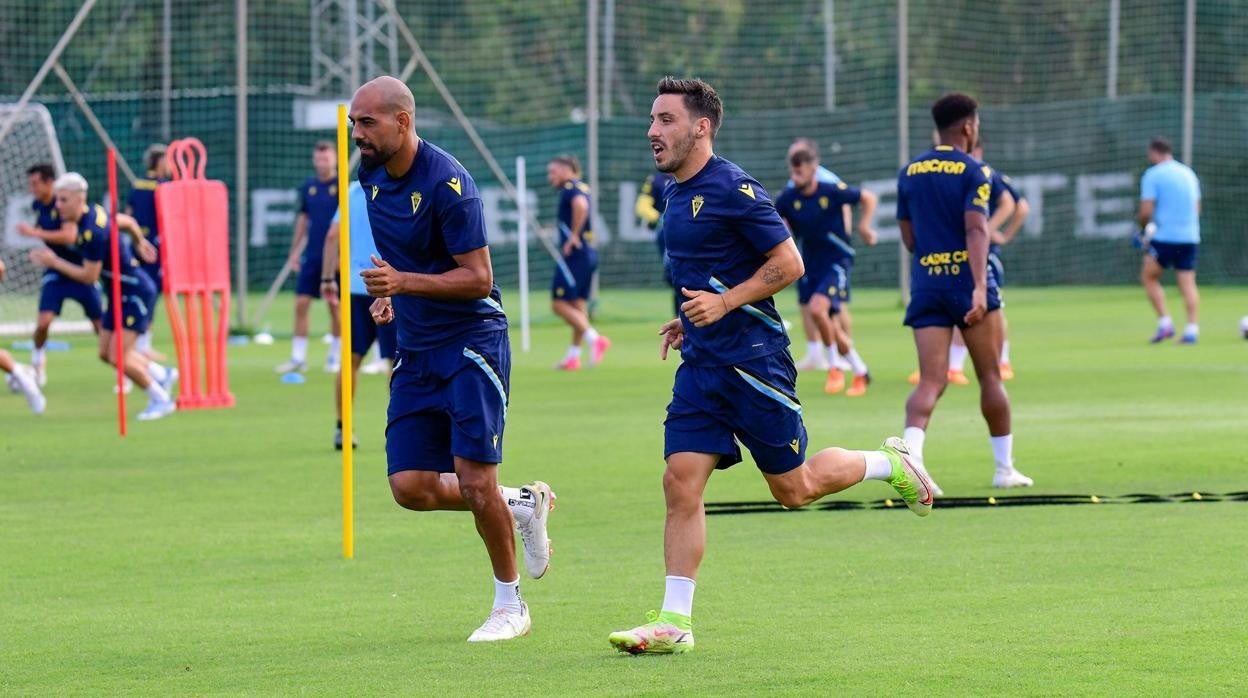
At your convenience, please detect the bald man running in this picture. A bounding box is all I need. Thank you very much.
[349,76,556,643]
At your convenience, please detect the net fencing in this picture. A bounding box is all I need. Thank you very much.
[0,0,1244,333]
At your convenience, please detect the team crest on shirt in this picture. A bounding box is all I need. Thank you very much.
[309,186,316,196]
[329,184,337,196]
[819,196,829,210]
[794,200,802,211]
[691,195,704,218]
[411,192,423,214]
[446,177,462,195]
[737,183,756,200]
[371,185,379,201]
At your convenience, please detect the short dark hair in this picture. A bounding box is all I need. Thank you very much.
[144,144,168,172]
[931,93,978,132]
[790,137,820,159]
[314,140,335,153]
[549,153,581,177]
[1149,136,1173,155]
[26,163,55,181]
[789,149,817,167]
[657,76,723,138]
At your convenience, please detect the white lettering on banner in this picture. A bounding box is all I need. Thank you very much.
[861,178,900,242]
[1012,174,1068,237]
[1075,173,1136,238]
[250,189,297,247]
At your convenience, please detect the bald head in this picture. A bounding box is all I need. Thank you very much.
[350,76,418,172]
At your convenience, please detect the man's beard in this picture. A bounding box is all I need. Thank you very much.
[358,142,393,170]
[657,129,697,174]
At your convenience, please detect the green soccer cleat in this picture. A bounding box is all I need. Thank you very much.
[881,437,934,517]
[608,611,694,655]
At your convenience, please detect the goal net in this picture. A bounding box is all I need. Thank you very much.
[0,103,90,336]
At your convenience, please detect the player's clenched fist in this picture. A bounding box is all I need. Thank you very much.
[361,254,404,297]
[679,287,730,327]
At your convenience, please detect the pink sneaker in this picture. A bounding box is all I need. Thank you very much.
[590,335,612,366]
[555,356,582,371]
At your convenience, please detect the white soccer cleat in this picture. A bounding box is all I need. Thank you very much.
[795,353,829,372]
[467,605,531,642]
[512,481,555,579]
[993,468,1034,489]
[137,397,177,421]
[324,357,341,373]
[275,359,307,374]
[360,358,388,375]
[11,364,46,415]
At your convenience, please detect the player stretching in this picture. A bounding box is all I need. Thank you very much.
[1137,137,1202,343]
[277,142,342,374]
[0,256,46,414]
[776,144,878,396]
[320,180,398,450]
[350,76,555,642]
[546,155,610,370]
[28,173,178,421]
[608,77,932,656]
[125,144,172,360]
[897,94,1031,492]
[16,163,103,387]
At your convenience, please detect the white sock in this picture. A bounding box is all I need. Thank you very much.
[145,381,170,403]
[845,347,869,376]
[1001,340,1011,364]
[292,335,309,363]
[1158,315,1174,330]
[1184,323,1199,337]
[903,426,926,462]
[370,343,382,363]
[583,327,600,345]
[31,347,45,366]
[147,361,169,383]
[328,336,342,362]
[860,450,893,481]
[499,485,535,524]
[493,577,524,613]
[566,345,582,359]
[137,332,153,353]
[806,340,820,357]
[990,434,1014,472]
[661,575,696,618]
[948,343,968,372]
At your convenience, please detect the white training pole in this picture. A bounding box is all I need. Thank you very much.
[516,156,531,353]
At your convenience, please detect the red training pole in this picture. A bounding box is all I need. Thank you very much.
[108,148,127,436]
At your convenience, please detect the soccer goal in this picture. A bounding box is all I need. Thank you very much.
[0,102,92,337]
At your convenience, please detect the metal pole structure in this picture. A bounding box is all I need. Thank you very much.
[824,0,836,111]
[347,0,361,93]
[235,0,249,328]
[517,157,531,353]
[1107,0,1120,100]
[0,0,100,145]
[52,63,139,185]
[161,0,173,141]
[602,0,615,120]
[1181,0,1195,165]
[587,0,600,240]
[896,0,910,305]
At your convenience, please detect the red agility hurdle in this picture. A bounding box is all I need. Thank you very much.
[156,137,235,409]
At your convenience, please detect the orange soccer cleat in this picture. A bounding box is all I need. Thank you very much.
[947,369,970,385]
[846,373,871,397]
[999,362,1015,380]
[824,367,846,394]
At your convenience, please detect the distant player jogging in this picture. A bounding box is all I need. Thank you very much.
[349,76,555,643]
[607,77,932,656]
[896,94,1031,492]
[546,154,610,370]
[28,173,178,421]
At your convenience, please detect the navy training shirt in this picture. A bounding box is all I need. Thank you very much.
[358,139,507,352]
[126,176,163,250]
[895,146,992,292]
[298,176,339,264]
[556,179,596,262]
[775,180,862,270]
[75,203,147,290]
[662,156,792,367]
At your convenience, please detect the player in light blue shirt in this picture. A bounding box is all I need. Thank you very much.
[1137,137,1202,343]
[319,180,398,450]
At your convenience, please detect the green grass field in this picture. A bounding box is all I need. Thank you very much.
[3,286,1247,695]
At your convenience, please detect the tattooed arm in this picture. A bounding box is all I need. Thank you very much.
[680,238,804,328]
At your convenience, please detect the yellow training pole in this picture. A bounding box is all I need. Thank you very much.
[337,104,354,560]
